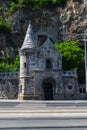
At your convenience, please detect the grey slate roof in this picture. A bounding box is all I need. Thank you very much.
[21,22,37,49]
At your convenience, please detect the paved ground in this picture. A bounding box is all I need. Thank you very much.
[0,117,87,129]
[0,100,87,129]
[1,100,87,109]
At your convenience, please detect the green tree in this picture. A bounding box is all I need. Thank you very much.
[6,0,67,13]
[12,55,20,71]
[55,41,85,83]
[0,16,11,33]
[0,55,20,72]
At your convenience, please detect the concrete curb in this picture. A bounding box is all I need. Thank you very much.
[0,109,87,113]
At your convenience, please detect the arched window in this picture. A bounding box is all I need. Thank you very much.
[46,59,52,69]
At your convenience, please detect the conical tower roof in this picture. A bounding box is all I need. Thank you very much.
[21,22,37,49]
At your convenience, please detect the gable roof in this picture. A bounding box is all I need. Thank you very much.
[41,37,62,57]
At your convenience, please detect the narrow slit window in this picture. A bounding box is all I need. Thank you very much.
[24,62,26,68]
[20,85,22,93]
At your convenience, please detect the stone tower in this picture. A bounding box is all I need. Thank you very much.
[18,22,38,100]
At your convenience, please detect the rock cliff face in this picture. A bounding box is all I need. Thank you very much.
[61,0,85,41]
[0,0,86,58]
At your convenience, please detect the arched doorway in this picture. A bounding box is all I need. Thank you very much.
[42,78,55,100]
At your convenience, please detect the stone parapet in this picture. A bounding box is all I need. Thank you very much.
[0,72,19,79]
[63,69,77,77]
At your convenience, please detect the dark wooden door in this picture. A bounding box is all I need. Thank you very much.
[44,83,53,100]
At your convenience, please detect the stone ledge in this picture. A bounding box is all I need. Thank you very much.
[18,94,40,100]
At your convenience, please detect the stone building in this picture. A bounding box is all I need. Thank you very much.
[18,22,80,100]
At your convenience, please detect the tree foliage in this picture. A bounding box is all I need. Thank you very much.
[6,0,67,13]
[0,16,11,33]
[55,41,85,83]
[0,55,20,72]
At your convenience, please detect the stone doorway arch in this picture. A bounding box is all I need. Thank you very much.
[42,78,55,100]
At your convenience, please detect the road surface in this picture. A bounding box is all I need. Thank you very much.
[0,100,87,129]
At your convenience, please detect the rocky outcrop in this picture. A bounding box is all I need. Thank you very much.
[60,0,85,41]
[0,0,86,58]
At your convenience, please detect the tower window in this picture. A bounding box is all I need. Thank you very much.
[20,85,22,93]
[24,62,26,68]
[46,59,52,69]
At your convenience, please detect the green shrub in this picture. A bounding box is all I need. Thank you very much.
[6,2,20,14]
[6,0,67,13]
[0,16,11,33]
[55,41,85,83]
[0,55,20,72]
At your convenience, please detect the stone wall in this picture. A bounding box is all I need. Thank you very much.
[0,71,86,100]
[0,72,19,99]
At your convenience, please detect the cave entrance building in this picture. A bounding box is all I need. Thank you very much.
[18,22,79,100]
